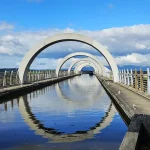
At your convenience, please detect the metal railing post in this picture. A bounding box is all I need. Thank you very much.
[10,71,13,85]
[127,69,130,86]
[3,71,7,86]
[135,69,138,90]
[130,69,133,87]
[124,69,126,85]
[147,68,150,94]
[140,68,144,92]
[119,70,121,83]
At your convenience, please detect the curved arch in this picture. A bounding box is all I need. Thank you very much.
[68,58,106,75]
[18,33,119,84]
[56,52,105,77]
[74,61,98,74]
[74,61,99,73]
[74,62,97,74]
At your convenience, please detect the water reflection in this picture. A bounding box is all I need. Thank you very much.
[19,95,116,143]
[0,74,127,150]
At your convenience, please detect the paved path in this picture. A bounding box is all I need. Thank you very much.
[0,75,78,99]
[97,77,150,118]
[96,76,150,149]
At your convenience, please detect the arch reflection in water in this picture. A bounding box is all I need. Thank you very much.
[19,75,117,143]
[67,75,101,101]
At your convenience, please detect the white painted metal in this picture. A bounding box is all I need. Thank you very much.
[18,33,119,84]
[56,52,105,77]
[75,62,99,74]
[68,58,106,76]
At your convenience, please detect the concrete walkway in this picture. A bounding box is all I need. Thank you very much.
[0,75,78,99]
[96,76,150,150]
[97,77,150,119]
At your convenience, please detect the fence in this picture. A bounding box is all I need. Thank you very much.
[0,70,75,87]
[118,68,150,94]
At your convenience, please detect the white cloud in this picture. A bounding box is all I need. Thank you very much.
[0,55,21,68]
[30,57,80,70]
[0,21,14,31]
[1,24,150,57]
[135,43,147,50]
[0,52,150,69]
[1,24,150,68]
[115,53,150,66]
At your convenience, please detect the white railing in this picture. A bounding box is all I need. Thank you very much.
[0,70,75,87]
[118,68,150,94]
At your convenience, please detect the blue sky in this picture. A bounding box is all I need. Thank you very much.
[1,0,150,30]
[0,0,150,69]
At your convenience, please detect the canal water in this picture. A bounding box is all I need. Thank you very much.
[0,74,127,150]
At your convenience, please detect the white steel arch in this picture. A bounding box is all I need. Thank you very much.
[75,62,97,74]
[68,58,106,76]
[56,52,105,77]
[18,33,119,84]
[76,62,98,73]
